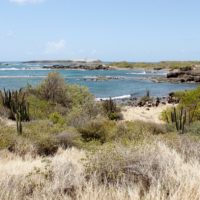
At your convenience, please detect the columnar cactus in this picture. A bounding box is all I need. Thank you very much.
[0,89,30,134]
[170,106,187,134]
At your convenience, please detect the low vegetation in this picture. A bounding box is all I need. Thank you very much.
[0,72,200,199]
[110,61,200,70]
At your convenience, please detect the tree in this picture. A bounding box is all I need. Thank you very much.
[39,72,69,106]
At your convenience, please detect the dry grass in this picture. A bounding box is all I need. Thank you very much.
[1,140,200,199]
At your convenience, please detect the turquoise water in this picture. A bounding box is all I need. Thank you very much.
[0,62,197,98]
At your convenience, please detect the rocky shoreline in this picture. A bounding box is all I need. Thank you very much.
[98,92,179,108]
[154,66,200,83]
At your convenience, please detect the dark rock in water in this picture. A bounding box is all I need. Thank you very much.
[179,66,193,71]
[83,76,125,82]
[154,67,163,70]
[194,76,200,82]
[167,71,185,78]
[162,66,200,83]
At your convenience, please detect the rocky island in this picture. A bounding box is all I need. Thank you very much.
[24,60,110,70]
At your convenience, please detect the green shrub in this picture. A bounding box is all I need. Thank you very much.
[49,112,65,125]
[28,95,55,119]
[102,98,122,120]
[37,72,70,106]
[114,121,167,145]
[78,118,116,143]
[175,87,200,122]
[67,84,94,107]
[66,101,102,128]
[22,120,66,155]
[108,112,123,120]
[0,127,16,150]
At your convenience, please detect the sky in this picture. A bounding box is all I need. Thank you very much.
[0,0,200,61]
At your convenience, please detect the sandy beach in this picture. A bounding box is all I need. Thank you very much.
[122,104,172,124]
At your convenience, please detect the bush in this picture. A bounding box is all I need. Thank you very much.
[49,112,65,125]
[67,84,94,107]
[56,131,80,148]
[28,95,55,119]
[84,140,200,199]
[78,118,116,143]
[175,87,200,122]
[186,121,200,135]
[144,122,167,135]
[102,98,122,120]
[108,112,123,121]
[38,72,70,106]
[0,105,10,118]
[35,135,58,156]
[66,100,102,128]
[84,143,152,189]
[0,127,16,150]
[22,120,67,156]
[7,137,37,157]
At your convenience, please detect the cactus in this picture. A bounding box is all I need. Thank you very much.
[146,90,150,98]
[16,111,22,134]
[169,106,187,134]
[0,88,30,121]
[103,97,117,114]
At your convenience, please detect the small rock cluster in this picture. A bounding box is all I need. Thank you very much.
[116,93,179,107]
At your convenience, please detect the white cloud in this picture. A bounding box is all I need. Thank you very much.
[45,39,66,54]
[10,0,45,5]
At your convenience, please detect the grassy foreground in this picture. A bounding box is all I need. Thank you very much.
[1,72,200,199]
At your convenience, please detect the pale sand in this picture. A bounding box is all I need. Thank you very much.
[122,104,173,124]
[0,117,15,127]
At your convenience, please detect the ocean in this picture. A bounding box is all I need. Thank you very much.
[0,62,197,98]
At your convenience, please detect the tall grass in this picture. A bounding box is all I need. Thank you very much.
[1,140,200,200]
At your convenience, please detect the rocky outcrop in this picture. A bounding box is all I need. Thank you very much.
[83,76,124,82]
[168,67,200,83]
[43,64,110,70]
[155,66,200,83]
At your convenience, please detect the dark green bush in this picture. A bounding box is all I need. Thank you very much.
[78,118,116,143]
[108,112,123,121]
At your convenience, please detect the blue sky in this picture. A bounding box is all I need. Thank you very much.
[0,0,200,61]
